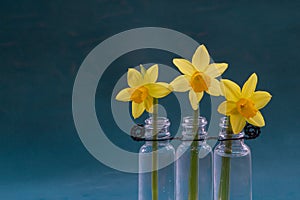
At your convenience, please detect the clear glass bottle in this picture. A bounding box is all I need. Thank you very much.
[176,116,213,200]
[214,117,252,200]
[138,117,175,200]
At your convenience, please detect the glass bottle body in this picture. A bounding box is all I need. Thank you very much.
[138,117,175,200]
[214,117,252,200]
[176,116,213,200]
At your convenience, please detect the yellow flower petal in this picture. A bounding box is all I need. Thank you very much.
[143,64,158,83]
[170,75,191,92]
[218,101,236,115]
[156,82,173,90]
[247,111,265,127]
[206,78,221,96]
[192,44,210,72]
[140,64,146,76]
[185,75,191,82]
[204,63,228,78]
[189,90,203,110]
[242,73,257,98]
[230,114,246,134]
[173,59,196,76]
[145,82,171,98]
[144,96,153,113]
[132,102,145,119]
[115,88,133,102]
[220,79,241,102]
[251,91,272,109]
[196,91,204,102]
[127,68,143,88]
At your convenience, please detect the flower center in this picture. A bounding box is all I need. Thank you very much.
[190,72,210,93]
[130,86,148,104]
[236,98,258,118]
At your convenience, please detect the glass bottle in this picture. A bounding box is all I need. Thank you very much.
[138,117,175,200]
[176,116,213,200]
[214,117,252,200]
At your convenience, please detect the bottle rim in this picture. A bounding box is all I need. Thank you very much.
[219,116,245,138]
[145,117,170,127]
[182,116,207,128]
[144,117,170,139]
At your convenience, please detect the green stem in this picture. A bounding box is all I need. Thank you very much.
[152,98,158,200]
[188,108,199,200]
[218,117,233,200]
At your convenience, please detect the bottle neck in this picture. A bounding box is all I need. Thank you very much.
[219,117,245,145]
[181,116,207,140]
[219,132,245,144]
[144,117,170,141]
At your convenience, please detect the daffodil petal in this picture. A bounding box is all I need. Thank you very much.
[173,59,196,76]
[196,91,204,102]
[170,75,191,92]
[230,114,246,134]
[192,44,210,71]
[145,82,171,98]
[218,101,236,115]
[220,79,241,101]
[156,82,172,90]
[251,91,272,109]
[144,64,158,83]
[140,64,146,76]
[144,96,153,113]
[115,88,133,102]
[204,63,228,78]
[247,111,265,127]
[189,90,201,110]
[207,78,221,96]
[128,68,143,88]
[185,75,191,82]
[132,102,145,119]
[242,73,258,98]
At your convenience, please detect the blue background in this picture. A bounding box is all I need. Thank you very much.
[1,0,299,199]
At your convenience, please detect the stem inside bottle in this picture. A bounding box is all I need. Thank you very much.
[152,98,158,200]
[218,117,233,200]
[188,109,199,200]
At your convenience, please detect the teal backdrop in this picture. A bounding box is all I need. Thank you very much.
[0,0,299,199]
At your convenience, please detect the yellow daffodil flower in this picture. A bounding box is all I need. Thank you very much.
[218,73,272,134]
[116,64,172,119]
[170,44,228,110]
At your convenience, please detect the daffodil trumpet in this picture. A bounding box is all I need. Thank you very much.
[170,44,228,200]
[116,64,172,200]
[217,73,272,200]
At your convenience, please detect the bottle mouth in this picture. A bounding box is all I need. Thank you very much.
[181,116,208,137]
[219,116,245,137]
[145,117,170,127]
[144,117,170,139]
[219,116,229,128]
[182,116,207,128]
